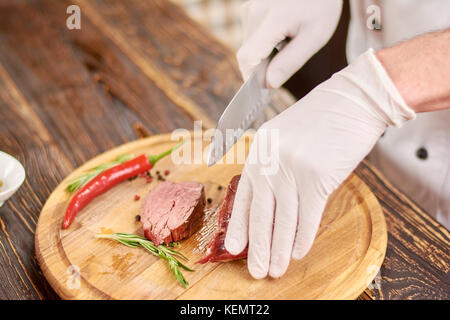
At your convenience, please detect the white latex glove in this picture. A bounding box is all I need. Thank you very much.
[225,49,416,279]
[237,0,343,88]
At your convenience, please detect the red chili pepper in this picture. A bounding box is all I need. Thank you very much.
[62,142,182,229]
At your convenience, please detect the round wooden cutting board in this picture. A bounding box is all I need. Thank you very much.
[35,132,387,300]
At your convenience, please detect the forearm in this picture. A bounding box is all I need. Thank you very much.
[376,29,450,113]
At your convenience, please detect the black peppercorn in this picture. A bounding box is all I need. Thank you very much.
[416,147,428,160]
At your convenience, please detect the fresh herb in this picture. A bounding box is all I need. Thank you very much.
[95,232,193,288]
[65,154,134,193]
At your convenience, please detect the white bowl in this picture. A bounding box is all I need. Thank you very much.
[0,151,25,207]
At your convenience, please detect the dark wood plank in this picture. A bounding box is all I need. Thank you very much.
[0,64,63,299]
[0,0,196,168]
[356,161,450,299]
[77,0,242,127]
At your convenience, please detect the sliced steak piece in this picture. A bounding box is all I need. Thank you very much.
[142,181,205,246]
[198,175,248,263]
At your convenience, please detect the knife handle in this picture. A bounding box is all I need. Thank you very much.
[269,38,291,60]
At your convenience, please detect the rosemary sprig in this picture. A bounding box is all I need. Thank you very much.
[65,154,133,193]
[95,232,194,288]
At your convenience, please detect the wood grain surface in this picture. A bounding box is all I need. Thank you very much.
[0,0,448,300]
[35,133,387,300]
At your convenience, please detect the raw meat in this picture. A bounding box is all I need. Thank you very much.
[198,175,248,263]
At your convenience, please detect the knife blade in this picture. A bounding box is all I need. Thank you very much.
[207,59,272,166]
[207,38,290,167]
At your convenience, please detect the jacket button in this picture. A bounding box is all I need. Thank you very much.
[416,147,428,160]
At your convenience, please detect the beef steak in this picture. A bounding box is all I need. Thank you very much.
[198,175,248,263]
[141,181,205,246]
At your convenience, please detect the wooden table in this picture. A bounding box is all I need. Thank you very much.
[0,0,448,300]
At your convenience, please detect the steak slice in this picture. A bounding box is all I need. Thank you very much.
[142,181,205,246]
[198,175,248,263]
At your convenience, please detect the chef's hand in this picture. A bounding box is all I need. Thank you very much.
[225,49,416,278]
[237,0,343,88]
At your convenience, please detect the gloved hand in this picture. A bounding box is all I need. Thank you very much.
[237,0,343,88]
[225,49,416,279]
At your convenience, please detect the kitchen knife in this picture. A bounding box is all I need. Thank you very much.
[207,40,289,166]
[206,58,272,166]
[208,38,291,167]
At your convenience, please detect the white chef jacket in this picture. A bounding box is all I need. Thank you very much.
[347,0,450,228]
